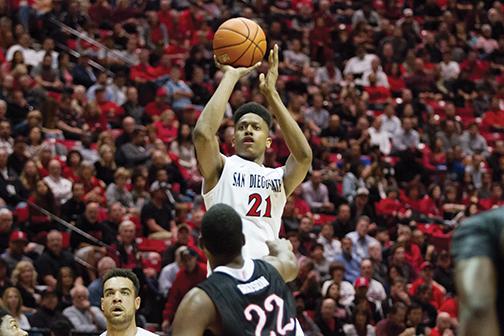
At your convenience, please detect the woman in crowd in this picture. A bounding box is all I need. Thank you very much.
[11,261,40,314]
[1,287,30,330]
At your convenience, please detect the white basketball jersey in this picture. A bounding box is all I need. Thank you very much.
[203,155,287,259]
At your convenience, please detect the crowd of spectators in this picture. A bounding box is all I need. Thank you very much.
[0,0,503,335]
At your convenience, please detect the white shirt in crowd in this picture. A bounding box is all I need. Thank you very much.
[43,175,73,205]
[317,235,342,262]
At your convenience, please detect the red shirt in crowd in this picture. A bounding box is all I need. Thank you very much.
[163,263,207,323]
[409,278,445,309]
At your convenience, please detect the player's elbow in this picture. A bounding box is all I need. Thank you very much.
[283,258,299,282]
[193,126,213,144]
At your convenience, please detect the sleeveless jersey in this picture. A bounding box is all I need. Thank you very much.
[198,259,301,336]
[203,155,287,259]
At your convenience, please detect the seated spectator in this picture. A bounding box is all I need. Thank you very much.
[95,144,117,186]
[369,116,391,155]
[350,189,376,223]
[87,257,116,307]
[105,167,134,209]
[161,224,192,267]
[305,93,330,134]
[19,159,40,195]
[311,243,331,280]
[302,171,335,213]
[28,180,59,236]
[43,159,72,206]
[76,161,106,205]
[1,287,30,330]
[317,223,342,263]
[61,182,86,223]
[154,109,179,144]
[459,122,489,158]
[314,298,344,335]
[345,216,378,261]
[63,285,107,333]
[429,312,454,336]
[344,45,376,85]
[294,292,322,335]
[397,225,423,272]
[360,259,386,306]
[375,302,409,336]
[11,261,40,313]
[35,230,81,290]
[389,243,416,283]
[140,181,175,239]
[158,246,186,298]
[55,266,76,311]
[409,262,446,309]
[0,148,26,207]
[144,88,170,122]
[1,231,30,271]
[29,289,71,331]
[332,205,354,241]
[320,115,347,153]
[71,202,115,280]
[411,284,437,328]
[164,67,193,112]
[392,117,419,152]
[335,237,362,287]
[405,302,430,336]
[161,247,206,331]
[109,220,141,269]
[118,127,151,168]
[31,53,63,92]
[343,307,375,336]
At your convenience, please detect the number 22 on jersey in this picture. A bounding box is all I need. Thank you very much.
[246,193,272,218]
[244,294,295,336]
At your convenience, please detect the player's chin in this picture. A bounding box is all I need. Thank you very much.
[236,148,259,159]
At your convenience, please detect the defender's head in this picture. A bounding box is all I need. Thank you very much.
[200,203,245,261]
[233,102,272,161]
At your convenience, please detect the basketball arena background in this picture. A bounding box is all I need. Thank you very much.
[0,0,503,335]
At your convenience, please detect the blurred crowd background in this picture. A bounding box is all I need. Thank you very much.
[0,0,503,335]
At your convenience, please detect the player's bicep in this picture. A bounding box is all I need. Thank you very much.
[193,131,224,189]
[283,154,311,197]
[172,288,218,336]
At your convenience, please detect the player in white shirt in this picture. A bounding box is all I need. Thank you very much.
[193,44,312,262]
[100,269,157,336]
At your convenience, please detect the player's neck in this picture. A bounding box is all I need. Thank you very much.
[107,321,137,336]
[237,153,264,166]
[212,254,244,269]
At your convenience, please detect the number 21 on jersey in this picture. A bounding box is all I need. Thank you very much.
[244,294,295,336]
[246,193,272,218]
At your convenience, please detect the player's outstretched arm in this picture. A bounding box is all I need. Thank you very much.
[193,58,261,193]
[263,239,299,282]
[455,257,499,336]
[259,45,312,197]
[172,287,219,336]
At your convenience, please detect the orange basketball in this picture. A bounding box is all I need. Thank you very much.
[213,17,267,68]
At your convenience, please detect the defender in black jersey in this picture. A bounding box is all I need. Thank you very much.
[452,207,504,336]
[171,203,302,336]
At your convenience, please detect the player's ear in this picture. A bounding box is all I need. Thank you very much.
[241,233,245,247]
[266,136,272,149]
[135,296,141,310]
[101,298,104,312]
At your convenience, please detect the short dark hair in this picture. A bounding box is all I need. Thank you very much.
[103,269,140,297]
[201,203,243,258]
[233,102,272,128]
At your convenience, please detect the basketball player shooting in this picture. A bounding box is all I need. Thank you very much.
[193,44,313,262]
[171,203,302,336]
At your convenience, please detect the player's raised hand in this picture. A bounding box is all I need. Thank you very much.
[259,44,279,97]
[266,238,293,257]
[214,55,261,79]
